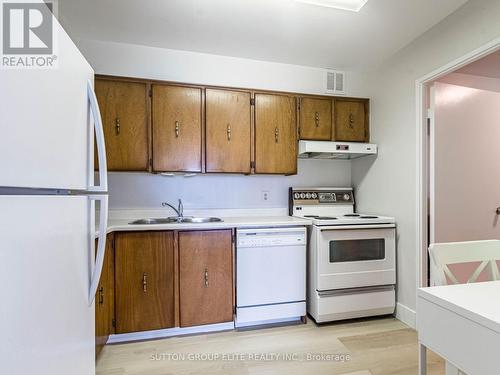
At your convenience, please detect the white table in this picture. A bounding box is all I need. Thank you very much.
[417,281,500,375]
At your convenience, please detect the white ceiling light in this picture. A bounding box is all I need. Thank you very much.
[295,0,369,12]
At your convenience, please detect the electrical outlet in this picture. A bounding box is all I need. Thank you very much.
[262,191,270,201]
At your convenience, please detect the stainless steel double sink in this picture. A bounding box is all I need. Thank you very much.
[129,217,223,225]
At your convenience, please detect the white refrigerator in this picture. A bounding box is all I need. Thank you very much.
[0,8,108,375]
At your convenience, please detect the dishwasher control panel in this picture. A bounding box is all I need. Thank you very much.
[237,228,306,248]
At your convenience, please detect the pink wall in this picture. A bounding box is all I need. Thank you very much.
[432,81,500,243]
[439,72,500,94]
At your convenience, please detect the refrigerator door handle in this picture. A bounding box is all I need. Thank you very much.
[87,80,108,192]
[88,194,108,305]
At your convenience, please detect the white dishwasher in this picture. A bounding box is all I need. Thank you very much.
[236,227,307,327]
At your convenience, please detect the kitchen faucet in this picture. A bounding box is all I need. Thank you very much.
[162,199,183,220]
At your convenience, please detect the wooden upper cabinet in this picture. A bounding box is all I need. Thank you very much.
[179,230,233,327]
[334,98,369,142]
[114,231,175,334]
[95,233,115,358]
[206,89,251,173]
[299,97,332,140]
[94,79,149,171]
[152,85,202,172]
[254,94,297,175]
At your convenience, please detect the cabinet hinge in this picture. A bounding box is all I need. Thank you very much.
[250,98,255,106]
[250,161,255,169]
[231,233,235,244]
[112,319,116,328]
[149,158,153,168]
[149,89,152,97]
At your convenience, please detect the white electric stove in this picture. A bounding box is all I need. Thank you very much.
[289,187,396,323]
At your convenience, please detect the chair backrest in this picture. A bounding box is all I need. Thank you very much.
[428,240,500,286]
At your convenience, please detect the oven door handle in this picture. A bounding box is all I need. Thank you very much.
[320,224,396,231]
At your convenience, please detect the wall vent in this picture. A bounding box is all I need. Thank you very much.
[325,70,345,95]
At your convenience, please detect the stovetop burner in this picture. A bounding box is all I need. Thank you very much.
[305,214,380,221]
[290,187,394,226]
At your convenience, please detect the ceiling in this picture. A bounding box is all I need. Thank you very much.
[456,50,500,79]
[58,0,468,71]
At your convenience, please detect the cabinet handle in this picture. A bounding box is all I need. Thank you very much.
[349,113,355,128]
[204,268,209,287]
[227,124,231,141]
[175,121,180,138]
[98,286,104,305]
[115,117,121,135]
[315,112,320,127]
[275,127,279,143]
[142,272,148,292]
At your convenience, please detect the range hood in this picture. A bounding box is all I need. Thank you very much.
[298,140,377,160]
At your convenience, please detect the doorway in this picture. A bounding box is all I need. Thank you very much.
[417,39,500,289]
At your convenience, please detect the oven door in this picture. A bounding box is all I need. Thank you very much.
[316,224,396,291]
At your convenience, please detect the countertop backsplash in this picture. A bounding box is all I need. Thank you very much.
[107,159,351,210]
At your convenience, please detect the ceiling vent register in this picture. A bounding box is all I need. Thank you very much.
[326,70,345,95]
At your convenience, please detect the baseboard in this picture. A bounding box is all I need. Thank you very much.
[395,302,416,329]
[107,322,235,344]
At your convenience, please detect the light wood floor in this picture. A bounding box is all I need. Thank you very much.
[96,317,444,375]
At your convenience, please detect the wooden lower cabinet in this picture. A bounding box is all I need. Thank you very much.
[95,233,115,358]
[114,231,176,333]
[99,229,234,341]
[179,230,234,327]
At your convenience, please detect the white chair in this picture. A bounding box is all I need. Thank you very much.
[429,239,500,287]
[428,240,500,375]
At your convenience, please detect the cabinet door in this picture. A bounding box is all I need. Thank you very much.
[334,99,369,142]
[95,79,149,171]
[152,85,202,172]
[115,232,175,333]
[179,230,233,327]
[299,97,332,140]
[95,233,115,358]
[254,94,297,174]
[206,89,251,173]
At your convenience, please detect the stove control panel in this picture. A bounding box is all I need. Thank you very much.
[290,188,354,205]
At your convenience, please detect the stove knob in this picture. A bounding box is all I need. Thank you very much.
[294,193,300,199]
[311,193,317,199]
[343,193,351,201]
[300,193,306,199]
[306,193,311,199]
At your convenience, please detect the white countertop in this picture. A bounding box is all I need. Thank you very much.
[96,209,311,237]
[418,281,500,334]
[105,216,311,233]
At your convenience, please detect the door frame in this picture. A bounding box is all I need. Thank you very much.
[416,37,500,289]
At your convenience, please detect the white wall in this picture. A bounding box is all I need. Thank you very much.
[108,159,351,209]
[77,38,365,210]
[76,38,370,97]
[432,81,500,243]
[352,0,500,318]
